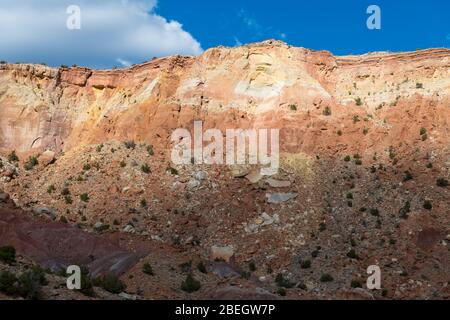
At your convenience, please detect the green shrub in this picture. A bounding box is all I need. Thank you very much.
[124,141,136,150]
[403,171,413,181]
[47,185,56,194]
[120,160,126,168]
[320,273,334,282]
[351,280,362,288]
[347,249,358,259]
[8,151,19,162]
[141,164,151,174]
[437,178,449,187]
[337,130,343,136]
[197,262,207,274]
[16,267,48,300]
[275,273,294,288]
[166,167,178,175]
[277,287,286,296]
[355,97,362,106]
[370,208,380,217]
[344,155,351,162]
[60,216,68,223]
[421,134,427,141]
[420,128,427,135]
[416,82,423,89]
[83,163,91,171]
[300,260,311,269]
[0,246,16,264]
[355,159,362,166]
[80,193,90,202]
[24,156,38,171]
[0,271,18,296]
[423,200,432,210]
[249,261,256,272]
[79,266,95,297]
[94,274,126,294]
[140,199,147,208]
[289,104,297,111]
[143,263,154,276]
[181,274,201,293]
[61,187,70,196]
[323,106,332,116]
[147,145,154,156]
[64,195,73,204]
[399,201,411,219]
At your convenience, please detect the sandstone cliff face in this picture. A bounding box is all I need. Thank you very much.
[1,40,449,160]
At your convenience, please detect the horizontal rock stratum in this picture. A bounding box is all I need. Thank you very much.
[0,40,449,160]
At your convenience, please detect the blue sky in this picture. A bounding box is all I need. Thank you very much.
[157,0,450,55]
[0,0,448,68]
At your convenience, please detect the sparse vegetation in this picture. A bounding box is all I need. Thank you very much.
[181,274,201,293]
[147,145,154,156]
[197,261,207,274]
[47,185,56,194]
[275,273,295,288]
[141,163,151,174]
[437,178,449,187]
[124,140,136,150]
[300,260,311,269]
[323,106,332,116]
[423,200,432,210]
[0,246,16,264]
[24,156,38,171]
[320,273,334,283]
[94,274,126,294]
[80,193,90,202]
[8,151,19,162]
[166,167,178,175]
[143,263,154,276]
[416,82,423,89]
[289,104,297,111]
[355,97,362,106]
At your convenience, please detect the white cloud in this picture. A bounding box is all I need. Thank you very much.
[237,9,287,41]
[0,0,203,68]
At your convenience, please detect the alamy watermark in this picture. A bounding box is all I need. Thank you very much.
[367,5,381,30]
[66,5,81,30]
[171,121,280,175]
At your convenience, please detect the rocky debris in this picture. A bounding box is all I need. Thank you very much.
[123,224,136,234]
[187,179,201,190]
[266,178,291,188]
[245,169,263,184]
[210,245,235,262]
[231,166,250,178]
[33,207,57,220]
[209,286,281,300]
[119,292,139,300]
[193,171,207,181]
[266,193,298,204]
[245,212,280,233]
[0,192,9,203]
[39,150,55,167]
[211,261,241,278]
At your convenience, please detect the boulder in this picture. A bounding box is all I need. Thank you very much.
[211,245,234,262]
[266,178,291,188]
[39,150,56,166]
[33,207,57,220]
[266,193,298,204]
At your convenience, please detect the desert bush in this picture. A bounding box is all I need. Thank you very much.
[437,178,449,187]
[275,273,295,288]
[0,271,18,295]
[181,274,201,293]
[289,104,297,111]
[143,263,154,276]
[197,262,207,274]
[24,156,38,171]
[423,200,432,210]
[80,193,90,202]
[8,151,19,162]
[124,140,136,149]
[147,145,154,156]
[0,246,16,264]
[320,273,334,282]
[300,260,311,269]
[94,274,125,294]
[323,106,332,116]
[141,164,151,174]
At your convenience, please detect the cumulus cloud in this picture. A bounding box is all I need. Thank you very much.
[0,0,203,68]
